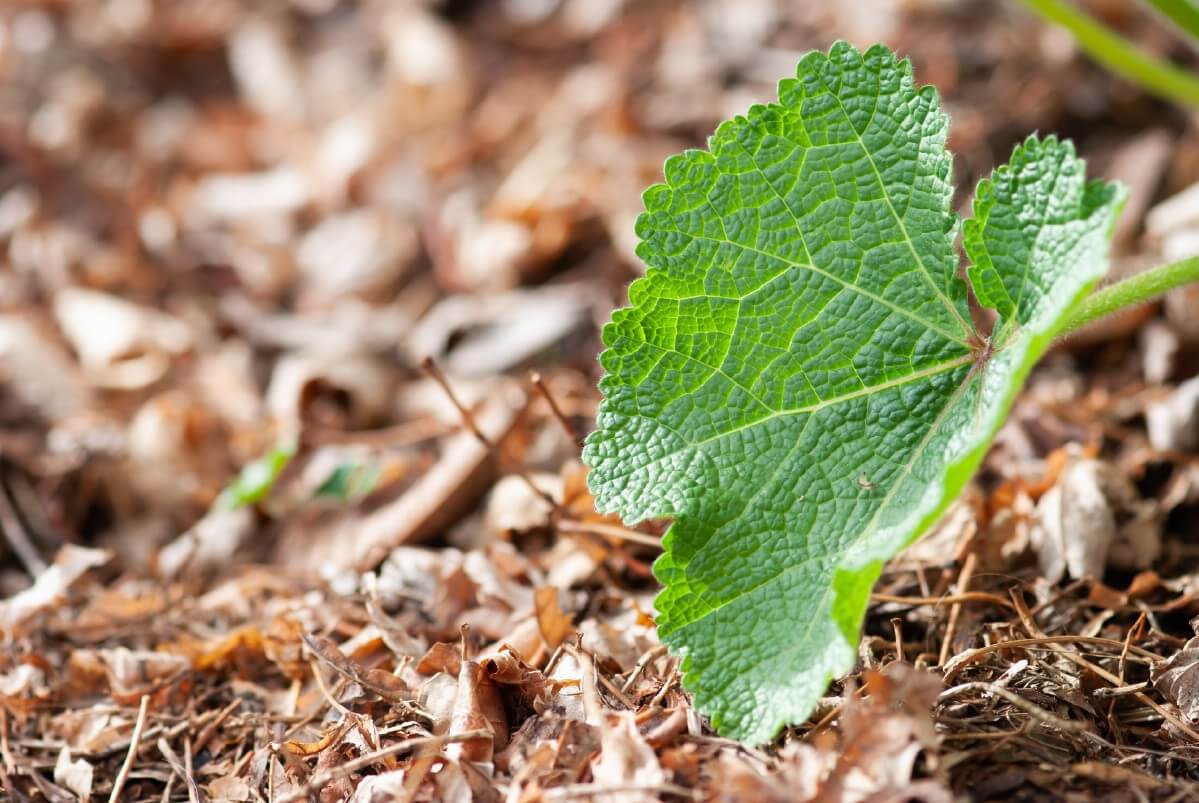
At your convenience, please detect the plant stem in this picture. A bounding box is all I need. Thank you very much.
[1059,255,1199,334]
[1017,0,1199,107]
[1142,0,1199,45]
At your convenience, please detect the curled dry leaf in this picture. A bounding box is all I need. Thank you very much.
[68,648,189,702]
[156,506,254,579]
[53,287,192,389]
[590,711,666,803]
[483,473,559,540]
[296,209,417,300]
[405,284,595,377]
[0,316,91,422]
[53,746,94,800]
[1146,375,1199,453]
[1029,456,1160,584]
[1152,630,1199,723]
[189,167,311,223]
[534,586,574,649]
[446,655,509,764]
[0,545,110,635]
[266,352,394,434]
[227,16,305,123]
[207,774,254,802]
[349,768,409,803]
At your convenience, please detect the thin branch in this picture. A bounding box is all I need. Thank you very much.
[943,635,1160,679]
[0,480,45,577]
[872,590,1016,610]
[273,730,491,803]
[157,738,202,803]
[530,371,584,448]
[420,356,559,510]
[939,552,977,666]
[556,519,662,549]
[109,694,149,803]
[940,682,1087,732]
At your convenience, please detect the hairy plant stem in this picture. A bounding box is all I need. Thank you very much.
[1017,0,1199,107]
[1058,255,1199,335]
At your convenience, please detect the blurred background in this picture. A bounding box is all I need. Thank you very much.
[2,0,1197,580]
[3,2,1199,798]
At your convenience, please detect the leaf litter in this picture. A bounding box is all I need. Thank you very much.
[1,0,1199,800]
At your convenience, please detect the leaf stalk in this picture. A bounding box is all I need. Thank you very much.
[1059,255,1199,335]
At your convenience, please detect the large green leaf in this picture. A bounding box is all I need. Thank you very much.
[583,41,1123,744]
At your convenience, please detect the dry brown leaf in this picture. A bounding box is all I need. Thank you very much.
[446,656,508,764]
[208,774,254,802]
[1029,455,1158,584]
[54,286,192,389]
[418,642,463,676]
[0,545,110,635]
[67,648,188,702]
[590,711,666,803]
[1146,375,1199,452]
[1152,634,1199,723]
[53,746,94,800]
[303,634,411,702]
[0,316,91,422]
[534,586,574,649]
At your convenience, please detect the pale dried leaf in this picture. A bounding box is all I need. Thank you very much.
[1153,635,1199,723]
[0,545,110,633]
[54,746,94,800]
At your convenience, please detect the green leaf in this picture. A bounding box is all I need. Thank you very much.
[315,461,381,501]
[217,439,297,510]
[583,42,1123,744]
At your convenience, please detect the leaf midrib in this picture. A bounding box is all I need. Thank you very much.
[619,350,971,465]
[819,69,976,340]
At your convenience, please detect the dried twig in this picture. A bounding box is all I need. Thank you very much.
[421,356,559,510]
[621,645,668,694]
[871,591,1016,610]
[109,694,149,803]
[0,480,45,577]
[556,519,662,549]
[940,682,1087,732]
[192,699,240,756]
[943,635,1160,679]
[273,730,491,803]
[0,706,16,777]
[939,551,977,666]
[530,371,584,448]
[157,738,202,803]
[649,659,678,707]
[1007,592,1199,742]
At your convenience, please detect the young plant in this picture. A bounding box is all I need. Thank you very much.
[583,42,1199,744]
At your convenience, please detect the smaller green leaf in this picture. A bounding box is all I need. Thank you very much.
[963,183,1016,319]
[216,440,297,510]
[315,462,381,501]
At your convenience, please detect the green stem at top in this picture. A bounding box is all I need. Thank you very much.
[1059,255,1199,335]
[1017,0,1199,107]
[1142,0,1199,46]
